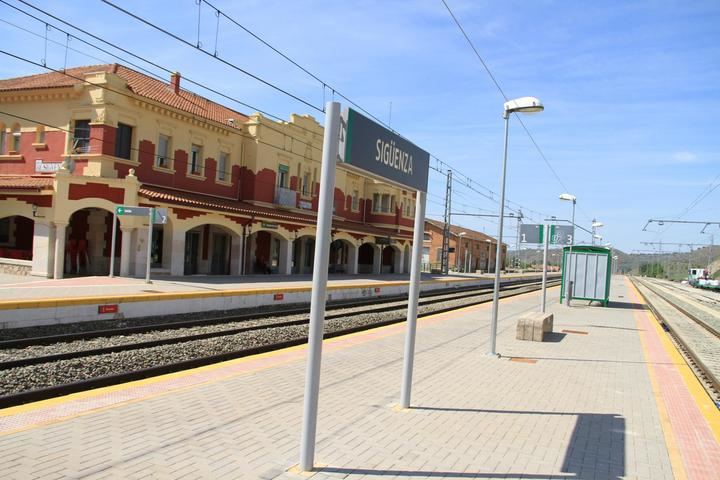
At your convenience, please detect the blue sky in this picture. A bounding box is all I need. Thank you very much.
[1,0,719,253]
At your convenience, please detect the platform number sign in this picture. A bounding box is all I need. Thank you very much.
[520,224,574,245]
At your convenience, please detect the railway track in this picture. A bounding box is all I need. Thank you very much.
[0,278,560,408]
[630,277,720,404]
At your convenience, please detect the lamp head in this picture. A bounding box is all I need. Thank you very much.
[592,221,604,228]
[559,193,576,202]
[504,96,544,116]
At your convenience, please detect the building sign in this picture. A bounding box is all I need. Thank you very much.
[261,222,279,229]
[298,200,313,210]
[35,160,62,173]
[375,237,396,245]
[338,108,429,192]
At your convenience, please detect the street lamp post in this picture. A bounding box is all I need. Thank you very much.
[559,193,576,306]
[489,96,543,356]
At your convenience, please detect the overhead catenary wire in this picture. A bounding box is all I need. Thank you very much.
[440,0,594,224]
[5,0,550,227]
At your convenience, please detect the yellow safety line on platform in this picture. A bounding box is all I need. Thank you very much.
[0,287,548,434]
[0,276,492,310]
[628,281,688,479]
[627,278,720,453]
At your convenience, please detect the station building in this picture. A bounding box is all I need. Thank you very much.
[423,219,506,273]
[0,64,419,278]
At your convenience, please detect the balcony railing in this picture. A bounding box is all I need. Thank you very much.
[274,185,297,207]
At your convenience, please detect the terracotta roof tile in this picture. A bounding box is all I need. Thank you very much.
[0,64,247,128]
[139,185,410,238]
[0,176,54,190]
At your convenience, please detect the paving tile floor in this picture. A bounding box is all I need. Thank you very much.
[0,277,714,479]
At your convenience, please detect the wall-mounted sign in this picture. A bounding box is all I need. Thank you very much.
[35,160,62,173]
[261,222,279,229]
[298,200,313,210]
[338,108,430,192]
[98,304,119,314]
[375,237,396,245]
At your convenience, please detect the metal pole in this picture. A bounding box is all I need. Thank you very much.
[442,170,452,275]
[565,201,575,306]
[400,190,426,408]
[299,101,340,473]
[109,210,117,278]
[489,113,510,356]
[541,224,549,313]
[145,208,153,284]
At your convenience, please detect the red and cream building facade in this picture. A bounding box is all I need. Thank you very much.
[0,64,417,278]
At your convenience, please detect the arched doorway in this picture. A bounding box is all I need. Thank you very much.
[245,229,291,274]
[66,207,115,275]
[0,215,34,261]
[403,244,411,273]
[292,235,315,274]
[183,224,238,275]
[382,246,397,273]
[329,239,352,274]
[358,243,375,274]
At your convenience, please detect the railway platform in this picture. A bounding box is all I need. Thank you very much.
[0,277,718,479]
[0,271,554,329]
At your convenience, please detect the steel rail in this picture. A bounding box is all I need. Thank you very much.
[0,276,556,349]
[630,277,720,398]
[0,280,559,408]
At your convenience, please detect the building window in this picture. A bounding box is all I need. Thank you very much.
[0,125,6,155]
[351,190,359,211]
[11,124,21,153]
[436,248,443,262]
[190,144,202,174]
[302,171,311,196]
[35,126,45,144]
[156,134,171,168]
[423,233,431,241]
[72,119,91,153]
[115,123,133,160]
[390,195,396,212]
[218,151,228,181]
[278,164,289,188]
[373,193,380,212]
[381,194,390,213]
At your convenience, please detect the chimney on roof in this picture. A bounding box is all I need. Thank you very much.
[170,71,181,94]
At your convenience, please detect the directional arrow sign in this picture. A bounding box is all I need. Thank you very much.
[115,205,151,216]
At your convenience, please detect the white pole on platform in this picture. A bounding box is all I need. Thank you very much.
[109,210,117,278]
[145,208,154,284]
[400,190,427,409]
[299,101,341,473]
[541,224,549,313]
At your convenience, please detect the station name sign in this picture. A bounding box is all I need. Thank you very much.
[338,107,429,192]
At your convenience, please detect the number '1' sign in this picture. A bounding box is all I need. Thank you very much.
[520,224,574,245]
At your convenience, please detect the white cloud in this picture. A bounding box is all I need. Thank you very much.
[672,151,699,163]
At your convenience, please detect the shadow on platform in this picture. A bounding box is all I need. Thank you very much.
[318,411,625,479]
[605,301,648,311]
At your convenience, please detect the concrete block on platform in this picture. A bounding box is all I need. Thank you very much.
[516,311,554,342]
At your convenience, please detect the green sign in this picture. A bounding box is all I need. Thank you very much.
[115,205,150,216]
[520,224,574,245]
[338,108,430,192]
